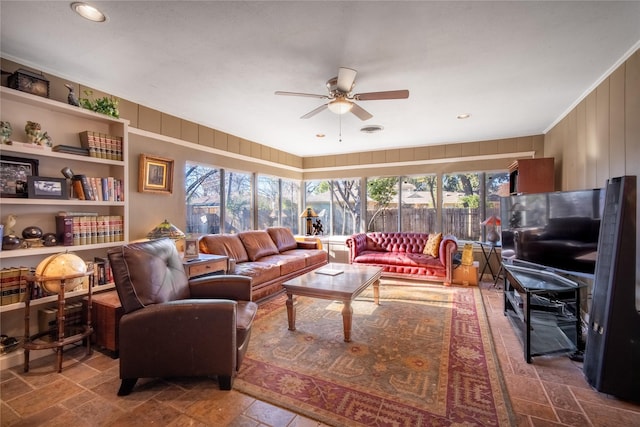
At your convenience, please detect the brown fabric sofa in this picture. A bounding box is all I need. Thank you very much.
[199,227,328,301]
[346,232,458,285]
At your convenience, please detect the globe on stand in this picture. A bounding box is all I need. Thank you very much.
[35,253,87,293]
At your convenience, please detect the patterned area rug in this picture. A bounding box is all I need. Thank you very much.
[236,284,514,426]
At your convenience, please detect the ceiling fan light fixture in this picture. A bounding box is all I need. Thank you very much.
[328,98,353,115]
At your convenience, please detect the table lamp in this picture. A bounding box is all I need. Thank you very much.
[299,207,318,236]
[146,219,186,240]
[481,215,501,244]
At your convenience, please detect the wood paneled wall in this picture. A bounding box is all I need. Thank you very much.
[544,49,639,191]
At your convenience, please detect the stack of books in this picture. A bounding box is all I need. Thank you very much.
[0,267,29,306]
[79,130,123,161]
[52,145,90,156]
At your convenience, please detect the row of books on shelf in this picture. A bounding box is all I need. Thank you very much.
[0,257,114,306]
[56,213,124,246]
[71,175,123,202]
[38,301,83,337]
[79,130,123,161]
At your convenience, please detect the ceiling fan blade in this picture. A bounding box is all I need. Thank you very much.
[275,91,328,99]
[337,67,357,93]
[301,104,328,119]
[355,90,409,101]
[350,103,373,121]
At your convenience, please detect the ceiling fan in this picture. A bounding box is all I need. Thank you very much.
[275,67,409,121]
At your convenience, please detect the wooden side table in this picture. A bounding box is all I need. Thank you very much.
[182,253,228,279]
[452,261,479,286]
[82,290,123,355]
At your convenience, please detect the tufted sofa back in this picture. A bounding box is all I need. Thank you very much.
[108,238,190,314]
[364,232,430,253]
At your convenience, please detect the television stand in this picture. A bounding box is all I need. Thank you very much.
[503,263,586,363]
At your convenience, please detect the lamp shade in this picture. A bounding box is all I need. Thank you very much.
[146,219,185,240]
[299,207,318,218]
[481,216,501,226]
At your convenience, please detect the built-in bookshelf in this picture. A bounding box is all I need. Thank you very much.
[0,87,129,368]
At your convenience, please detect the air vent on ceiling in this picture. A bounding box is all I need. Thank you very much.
[360,125,384,134]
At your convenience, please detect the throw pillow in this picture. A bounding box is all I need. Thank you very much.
[423,232,442,257]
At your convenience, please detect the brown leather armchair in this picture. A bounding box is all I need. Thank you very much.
[107,238,258,396]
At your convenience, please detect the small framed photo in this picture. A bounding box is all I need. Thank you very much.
[139,154,174,194]
[1,155,39,198]
[184,238,199,259]
[27,176,68,199]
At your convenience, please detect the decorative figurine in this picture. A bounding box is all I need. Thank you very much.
[39,131,53,147]
[42,233,58,247]
[2,235,21,251]
[0,121,12,144]
[4,214,17,236]
[25,121,42,144]
[312,219,324,235]
[64,83,79,106]
[22,226,43,240]
[24,121,52,146]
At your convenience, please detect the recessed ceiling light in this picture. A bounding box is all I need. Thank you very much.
[316,133,325,138]
[360,125,384,134]
[71,2,107,22]
[457,113,471,119]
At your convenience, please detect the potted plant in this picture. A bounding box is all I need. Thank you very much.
[79,90,119,118]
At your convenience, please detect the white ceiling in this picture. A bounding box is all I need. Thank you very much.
[1,1,639,158]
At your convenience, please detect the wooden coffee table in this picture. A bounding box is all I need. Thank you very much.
[282,263,383,342]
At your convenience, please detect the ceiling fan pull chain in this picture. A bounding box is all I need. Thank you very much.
[339,114,343,143]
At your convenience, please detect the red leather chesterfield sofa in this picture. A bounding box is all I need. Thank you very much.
[199,227,328,301]
[346,232,458,285]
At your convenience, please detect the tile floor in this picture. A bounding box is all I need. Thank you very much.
[1,280,639,426]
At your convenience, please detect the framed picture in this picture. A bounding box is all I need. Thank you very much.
[0,155,39,198]
[139,154,174,194]
[184,238,199,259]
[27,176,68,199]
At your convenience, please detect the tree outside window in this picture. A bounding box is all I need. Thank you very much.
[185,162,221,234]
[366,177,399,232]
[257,175,279,230]
[281,179,300,234]
[225,171,252,233]
[442,173,480,240]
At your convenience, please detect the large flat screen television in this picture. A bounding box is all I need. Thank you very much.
[500,188,605,275]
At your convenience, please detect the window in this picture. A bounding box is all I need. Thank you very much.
[331,179,361,236]
[257,175,279,230]
[304,180,331,235]
[185,162,221,234]
[257,175,301,234]
[281,179,301,234]
[401,175,437,233]
[442,172,480,240]
[366,177,399,232]
[187,162,506,238]
[224,170,252,233]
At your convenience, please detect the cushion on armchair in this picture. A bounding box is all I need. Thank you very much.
[109,238,190,313]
